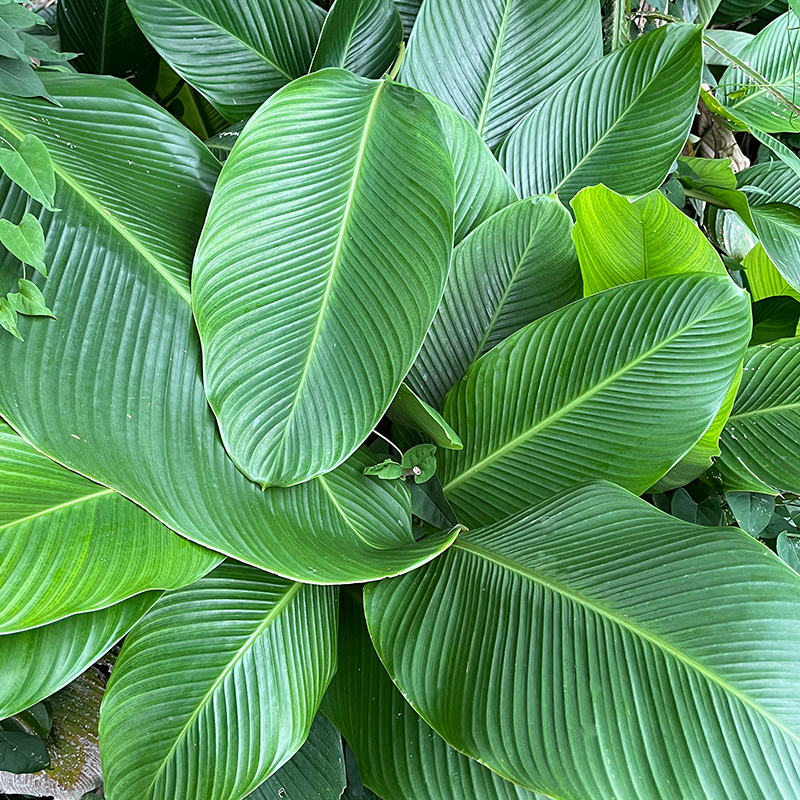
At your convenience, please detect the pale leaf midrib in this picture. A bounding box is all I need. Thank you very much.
[0,488,114,534]
[318,473,380,549]
[475,0,513,136]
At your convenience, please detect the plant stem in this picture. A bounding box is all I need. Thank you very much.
[372,429,404,457]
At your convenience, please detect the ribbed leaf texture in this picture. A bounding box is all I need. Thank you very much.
[407,196,581,409]
[0,593,158,719]
[365,482,800,799]
[401,0,602,148]
[0,76,455,584]
[717,339,800,493]
[386,384,463,449]
[438,274,751,526]
[310,0,403,78]
[712,0,774,23]
[499,24,703,202]
[393,0,421,37]
[126,0,325,120]
[744,243,800,302]
[0,421,216,634]
[719,13,800,133]
[100,562,337,800]
[193,70,454,487]
[322,590,546,800]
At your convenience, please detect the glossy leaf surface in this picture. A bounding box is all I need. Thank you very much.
[386,384,462,449]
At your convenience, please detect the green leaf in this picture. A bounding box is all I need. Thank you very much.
[0,295,21,339]
[393,0,420,37]
[5,278,54,317]
[669,486,725,526]
[407,195,581,409]
[726,490,776,534]
[245,714,345,800]
[17,32,78,66]
[126,0,325,121]
[751,296,800,344]
[365,482,800,798]
[777,532,800,571]
[310,0,403,78]
[0,2,44,28]
[0,593,158,719]
[203,120,245,163]
[401,0,602,148]
[386,384,462,450]
[100,562,337,800]
[572,185,726,294]
[499,24,703,202]
[717,339,800,494]
[0,75,456,584]
[401,444,436,484]
[719,13,800,133]
[438,273,751,527]
[323,589,545,800]
[193,70,454,488]
[0,56,52,101]
[0,214,46,275]
[744,242,800,301]
[0,730,49,774]
[703,30,753,63]
[0,19,24,60]
[363,459,406,480]
[712,0,773,23]
[0,133,56,210]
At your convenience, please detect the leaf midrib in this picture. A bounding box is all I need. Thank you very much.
[475,0,513,136]
[456,538,800,746]
[730,400,800,420]
[0,487,114,534]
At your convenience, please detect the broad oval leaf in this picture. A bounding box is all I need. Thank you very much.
[0,421,217,634]
[126,0,325,120]
[193,69,454,487]
[0,593,158,720]
[401,0,602,148]
[717,339,800,494]
[439,273,751,526]
[310,0,403,78]
[0,75,456,584]
[499,24,703,202]
[365,482,800,799]
[322,589,545,800]
[407,195,581,409]
[100,562,337,800]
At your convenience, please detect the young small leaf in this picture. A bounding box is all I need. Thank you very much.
[0,134,58,211]
[0,213,47,275]
[401,444,436,484]
[6,279,55,318]
[363,459,406,480]
[0,297,21,340]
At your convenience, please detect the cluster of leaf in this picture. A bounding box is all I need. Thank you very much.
[5,0,800,799]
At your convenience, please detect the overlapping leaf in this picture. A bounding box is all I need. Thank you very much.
[365,482,800,799]
[126,0,325,120]
[401,0,602,148]
[393,0,420,37]
[100,562,337,800]
[193,70,454,487]
[407,195,581,409]
[438,274,751,526]
[499,24,703,201]
[0,75,456,584]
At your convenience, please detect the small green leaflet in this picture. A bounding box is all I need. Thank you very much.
[0,134,58,211]
[0,213,47,275]
[364,444,437,484]
[0,279,55,339]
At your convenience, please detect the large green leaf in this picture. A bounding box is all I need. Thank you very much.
[499,24,703,202]
[744,242,800,301]
[0,593,158,719]
[717,339,800,493]
[393,0,420,37]
[126,0,325,120]
[407,195,581,410]
[712,0,774,23]
[100,562,337,800]
[719,13,800,133]
[193,70,454,487]
[571,184,726,295]
[438,274,751,526]
[365,482,800,799]
[401,0,602,148]
[322,589,545,800]
[310,0,403,78]
[0,75,456,584]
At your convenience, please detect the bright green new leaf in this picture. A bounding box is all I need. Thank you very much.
[363,459,406,480]
[0,296,20,339]
[408,195,581,409]
[745,242,800,301]
[401,0,602,148]
[126,0,325,120]
[310,0,403,78]
[386,384,462,450]
[365,482,800,798]
[571,185,725,295]
[0,75,456,584]
[0,213,46,273]
[499,24,703,202]
[0,133,57,211]
[0,593,158,719]
[193,70,454,488]
[100,562,337,800]
[438,274,751,526]
[5,278,54,318]
[401,444,436,484]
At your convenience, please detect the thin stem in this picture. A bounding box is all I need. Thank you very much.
[372,429,404,457]
[159,78,186,108]
[611,0,631,50]
[388,41,405,81]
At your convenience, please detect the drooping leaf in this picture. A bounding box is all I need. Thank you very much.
[438,274,751,526]
[365,482,800,798]
[0,421,217,634]
[0,56,51,102]
[386,383,462,449]
[100,562,337,800]
[717,339,800,494]
[0,593,158,720]
[193,70,454,488]
[571,185,726,294]
[0,75,456,584]
[407,195,581,409]
[401,0,602,148]
[322,590,545,800]
[0,133,57,210]
[499,24,703,202]
[310,0,403,78]
[677,156,755,230]
[0,213,46,274]
[126,0,325,120]
[727,490,776,534]
[744,242,800,301]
